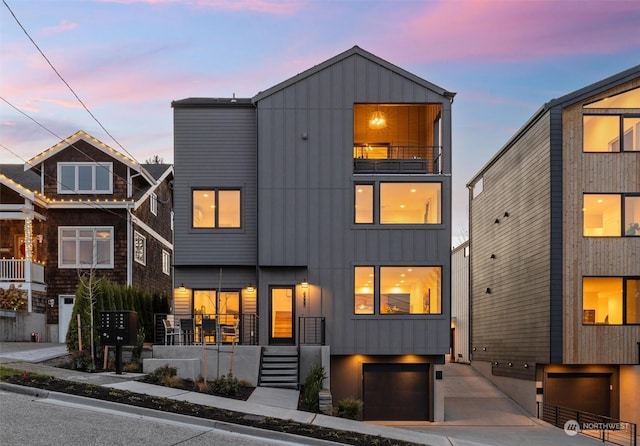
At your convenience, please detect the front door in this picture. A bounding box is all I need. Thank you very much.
[270,287,295,345]
[58,295,75,343]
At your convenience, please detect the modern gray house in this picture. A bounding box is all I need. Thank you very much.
[467,66,639,430]
[170,46,455,421]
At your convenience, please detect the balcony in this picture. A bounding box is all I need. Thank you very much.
[353,144,442,174]
[0,259,45,284]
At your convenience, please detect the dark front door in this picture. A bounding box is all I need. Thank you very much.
[363,363,429,421]
[269,287,295,345]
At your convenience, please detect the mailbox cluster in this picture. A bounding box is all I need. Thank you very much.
[100,311,138,346]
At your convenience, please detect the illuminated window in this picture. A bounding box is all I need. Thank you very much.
[355,185,373,224]
[134,231,146,265]
[380,183,441,224]
[354,266,374,314]
[583,277,639,325]
[59,227,113,268]
[380,266,441,315]
[58,162,112,193]
[583,194,639,236]
[582,87,640,152]
[192,189,240,228]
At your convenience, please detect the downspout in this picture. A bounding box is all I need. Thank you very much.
[127,209,133,286]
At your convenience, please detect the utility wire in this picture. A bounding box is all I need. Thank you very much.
[2,0,141,166]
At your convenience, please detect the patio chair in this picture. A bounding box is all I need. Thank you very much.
[220,318,239,345]
[201,317,217,344]
[180,318,197,345]
[162,318,182,345]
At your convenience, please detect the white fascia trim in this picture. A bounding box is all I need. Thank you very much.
[131,215,173,250]
[47,201,134,209]
[133,166,172,211]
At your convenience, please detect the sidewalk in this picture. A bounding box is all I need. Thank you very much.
[0,343,604,446]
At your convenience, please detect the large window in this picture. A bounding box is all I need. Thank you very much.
[583,194,640,236]
[192,189,241,228]
[583,277,640,325]
[583,87,640,152]
[355,182,441,225]
[59,227,113,268]
[354,266,442,315]
[162,249,170,275]
[58,162,112,193]
[194,289,239,325]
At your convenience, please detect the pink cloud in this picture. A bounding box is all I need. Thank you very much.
[381,0,640,63]
[41,20,78,35]
[100,0,303,15]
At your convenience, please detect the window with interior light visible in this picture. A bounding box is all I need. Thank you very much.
[134,231,146,265]
[582,277,640,325]
[583,194,640,236]
[192,189,241,228]
[58,162,112,193]
[354,266,374,314]
[58,227,113,268]
[380,183,441,224]
[354,184,374,223]
[380,266,441,315]
[582,87,640,152]
[162,249,170,275]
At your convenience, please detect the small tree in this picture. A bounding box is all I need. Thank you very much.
[0,284,27,311]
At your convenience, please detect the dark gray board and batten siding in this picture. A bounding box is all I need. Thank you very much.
[255,51,453,355]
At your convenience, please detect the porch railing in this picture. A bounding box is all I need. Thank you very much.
[156,313,259,346]
[538,402,637,446]
[298,316,325,345]
[0,259,45,284]
[353,145,442,174]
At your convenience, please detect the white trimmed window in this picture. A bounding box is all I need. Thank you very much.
[162,249,170,275]
[150,192,158,215]
[58,162,112,194]
[59,227,114,268]
[134,231,146,265]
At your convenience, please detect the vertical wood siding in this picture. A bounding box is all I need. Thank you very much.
[562,79,640,364]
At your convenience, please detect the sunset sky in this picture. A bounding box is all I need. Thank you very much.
[2,0,639,243]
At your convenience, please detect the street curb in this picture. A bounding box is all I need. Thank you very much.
[1,383,345,446]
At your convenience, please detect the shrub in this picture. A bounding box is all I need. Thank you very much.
[0,284,27,311]
[146,364,177,384]
[70,349,96,372]
[300,363,326,412]
[210,373,239,397]
[334,398,363,420]
[122,361,141,373]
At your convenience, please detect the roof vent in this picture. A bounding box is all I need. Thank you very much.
[231,93,237,103]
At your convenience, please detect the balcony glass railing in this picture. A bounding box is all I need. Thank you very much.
[353,145,442,174]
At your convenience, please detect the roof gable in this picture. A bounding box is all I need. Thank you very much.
[24,130,141,173]
[252,46,455,103]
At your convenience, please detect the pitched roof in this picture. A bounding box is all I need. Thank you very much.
[252,45,455,103]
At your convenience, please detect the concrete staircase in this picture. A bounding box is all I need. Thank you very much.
[258,346,299,389]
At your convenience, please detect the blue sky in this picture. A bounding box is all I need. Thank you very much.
[2,0,639,244]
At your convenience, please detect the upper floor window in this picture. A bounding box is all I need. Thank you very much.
[193,189,241,228]
[134,231,146,265]
[59,227,113,268]
[355,182,441,224]
[150,192,158,215]
[354,265,442,315]
[583,87,640,152]
[162,249,170,275]
[582,277,640,325]
[58,162,112,193]
[353,104,443,174]
[583,194,640,236]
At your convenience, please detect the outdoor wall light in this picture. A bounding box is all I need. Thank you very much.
[473,347,477,351]
[301,279,309,289]
[490,254,496,259]
[508,362,513,367]
[504,212,510,217]
[178,283,186,292]
[485,288,492,294]
[246,284,255,292]
[482,347,487,351]
[494,218,500,224]
[524,363,529,368]
[493,361,499,366]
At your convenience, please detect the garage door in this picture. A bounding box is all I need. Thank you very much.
[363,363,429,421]
[545,373,611,417]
